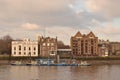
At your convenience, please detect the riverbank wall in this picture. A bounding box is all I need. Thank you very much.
[1,55,120,65]
[1,55,120,60]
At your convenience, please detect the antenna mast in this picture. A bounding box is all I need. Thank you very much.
[44,26,46,38]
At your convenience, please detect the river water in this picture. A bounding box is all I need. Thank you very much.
[0,64,120,80]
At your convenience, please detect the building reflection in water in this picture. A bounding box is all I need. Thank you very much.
[3,65,120,80]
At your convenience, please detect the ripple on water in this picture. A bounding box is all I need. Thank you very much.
[0,65,120,80]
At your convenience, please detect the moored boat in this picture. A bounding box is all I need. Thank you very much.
[36,59,80,66]
[10,59,90,66]
[10,61,25,66]
[26,61,38,66]
[79,61,91,66]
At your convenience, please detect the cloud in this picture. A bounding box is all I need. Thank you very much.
[0,0,67,12]
[0,0,120,44]
[3,0,107,28]
[21,23,39,30]
[40,26,91,44]
[0,0,81,27]
[94,23,120,35]
[91,23,120,41]
[86,0,120,19]
[68,0,108,28]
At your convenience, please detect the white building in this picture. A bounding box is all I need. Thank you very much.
[12,38,38,57]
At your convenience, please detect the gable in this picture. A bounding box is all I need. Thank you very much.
[87,31,96,38]
[74,31,82,38]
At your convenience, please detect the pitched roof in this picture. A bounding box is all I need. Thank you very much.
[74,31,82,37]
[87,31,96,37]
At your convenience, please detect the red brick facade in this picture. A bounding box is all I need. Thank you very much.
[71,31,98,56]
[39,37,57,57]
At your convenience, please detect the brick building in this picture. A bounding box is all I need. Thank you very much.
[71,31,98,56]
[38,36,57,57]
[109,42,120,55]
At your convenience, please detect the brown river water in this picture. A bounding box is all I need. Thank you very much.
[0,64,120,80]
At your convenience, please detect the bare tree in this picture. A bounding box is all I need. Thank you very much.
[57,40,70,49]
[57,41,65,48]
[0,35,13,54]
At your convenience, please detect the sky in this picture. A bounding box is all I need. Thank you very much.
[0,0,120,45]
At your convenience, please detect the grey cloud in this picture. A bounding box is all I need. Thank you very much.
[0,0,120,43]
[86,0,120,19]
[75,11,105,29]
[0,0,82,28]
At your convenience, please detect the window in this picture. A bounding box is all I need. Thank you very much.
[34,52,36,55]
[43,51,46,54]
[29,47,31,50]
[51,43,54,46]
[24,52,26,55]
[94,41,96,43]
[48,39,50,42]
[47,43,50,46]
[51,47,54,50]
[19,52,21,55]
[24,47,26,50]
[34,47,36,50]
[85,46,88,53]
[50,51,55,55]
[54,39,56,42]
[19,45,21,50]
[42,47,45,50]
[29,52,31,56]
[14,52,16,55]
[43,43,46,46]
[14,47,16,50]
